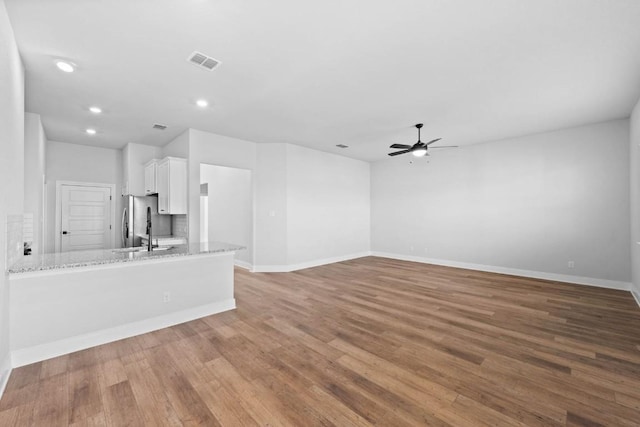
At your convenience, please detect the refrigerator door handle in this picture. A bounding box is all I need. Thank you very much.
[121,208,128,247]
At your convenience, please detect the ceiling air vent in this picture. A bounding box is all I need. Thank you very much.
[336,144,349,148]
[152,123,167,130]
[187,51,221,71]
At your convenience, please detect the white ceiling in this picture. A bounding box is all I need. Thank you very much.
[5,0,640,162]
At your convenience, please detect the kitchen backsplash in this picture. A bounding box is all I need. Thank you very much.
[172,214,188,238]
[23,213,33,255]
[6,214,24,266]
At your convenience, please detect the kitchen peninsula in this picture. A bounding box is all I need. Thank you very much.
[8,241,243,367]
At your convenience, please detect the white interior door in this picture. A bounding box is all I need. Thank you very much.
[60,184,112,252]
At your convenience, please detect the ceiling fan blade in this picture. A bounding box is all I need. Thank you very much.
[425,138,442,146]
[388,149,412,156]
[429,145,458,149]
[390,143,411,149]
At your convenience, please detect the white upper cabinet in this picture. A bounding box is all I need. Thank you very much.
[144,159,158,195]
[157,157,187,214]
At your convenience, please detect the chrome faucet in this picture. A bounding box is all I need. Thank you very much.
[146,206,152,251]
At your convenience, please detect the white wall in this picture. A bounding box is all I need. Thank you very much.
[255,143,288,266]
[24,113,46,255]
[187,129,257,249]
[123,142,160,196]
[0,0,24,392]
[285,144,371,266]
[201,164,252,265]
[161,129,190,159]
[372,120,631,286]
[630,99,640,299]
[183,128,371,270]
[45,141,123,252]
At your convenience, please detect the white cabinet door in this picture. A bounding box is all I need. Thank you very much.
[157,160,169,214]
[157,157,187,214]
[144,160,157,195]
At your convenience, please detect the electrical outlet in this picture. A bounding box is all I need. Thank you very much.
[163,292,171,303]
[567,261,575,269]
[410,245,414,252]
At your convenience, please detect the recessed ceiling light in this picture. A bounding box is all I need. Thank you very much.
[196,99,209,108]
[55,60,75,73]
[86,128,97,135]
[89,106,102,114]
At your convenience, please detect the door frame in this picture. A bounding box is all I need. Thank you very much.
[54,180,117,253]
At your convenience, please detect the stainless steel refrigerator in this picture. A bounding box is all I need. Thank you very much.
[121,195,171,247]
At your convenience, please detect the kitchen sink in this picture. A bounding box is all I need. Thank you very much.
[112,246,173,253]
[112,247,146,253]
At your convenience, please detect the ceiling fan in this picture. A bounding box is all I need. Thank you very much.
[388,123,457,157]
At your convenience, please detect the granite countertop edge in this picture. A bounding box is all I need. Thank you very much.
[8,242,245,275]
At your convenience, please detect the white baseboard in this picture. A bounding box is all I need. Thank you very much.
[11,298,236,368]
[632,289,640,309]
[0,352,12,400]
[234,259,252,270]
[252,251,371,273]
[371,251,632,291]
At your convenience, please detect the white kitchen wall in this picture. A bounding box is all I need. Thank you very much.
[201,164,252,266]
[630,98,640,301]
[285,144,371,267]
[24,112,46,255]
[0,0,24,393]
[371,119,631,287]
[162,129,190,159]
[123,142,160,196]
[45,141,123,252]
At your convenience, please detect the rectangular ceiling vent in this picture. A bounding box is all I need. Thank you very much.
[187,51,221,71]
[152,123,167,130]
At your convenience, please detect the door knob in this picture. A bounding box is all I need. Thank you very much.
[62,231,69,235]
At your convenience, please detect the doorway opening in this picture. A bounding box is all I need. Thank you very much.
[199,164,252,267]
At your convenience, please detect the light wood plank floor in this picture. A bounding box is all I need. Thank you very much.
[1,257,639,426]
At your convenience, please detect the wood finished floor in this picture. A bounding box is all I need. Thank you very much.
[1,257,639,426]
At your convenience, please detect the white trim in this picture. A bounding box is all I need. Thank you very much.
[251,264,290,273]
[371,251,632,291]
[234,259,252,270]
[252,251,371,273]
[632,289,640,309]
[0,353,12,400]
[11,298,236,368]
[54,180,117,253]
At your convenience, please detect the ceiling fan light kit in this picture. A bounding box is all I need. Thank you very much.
[412,147,427,157]
[388,123,457,157]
